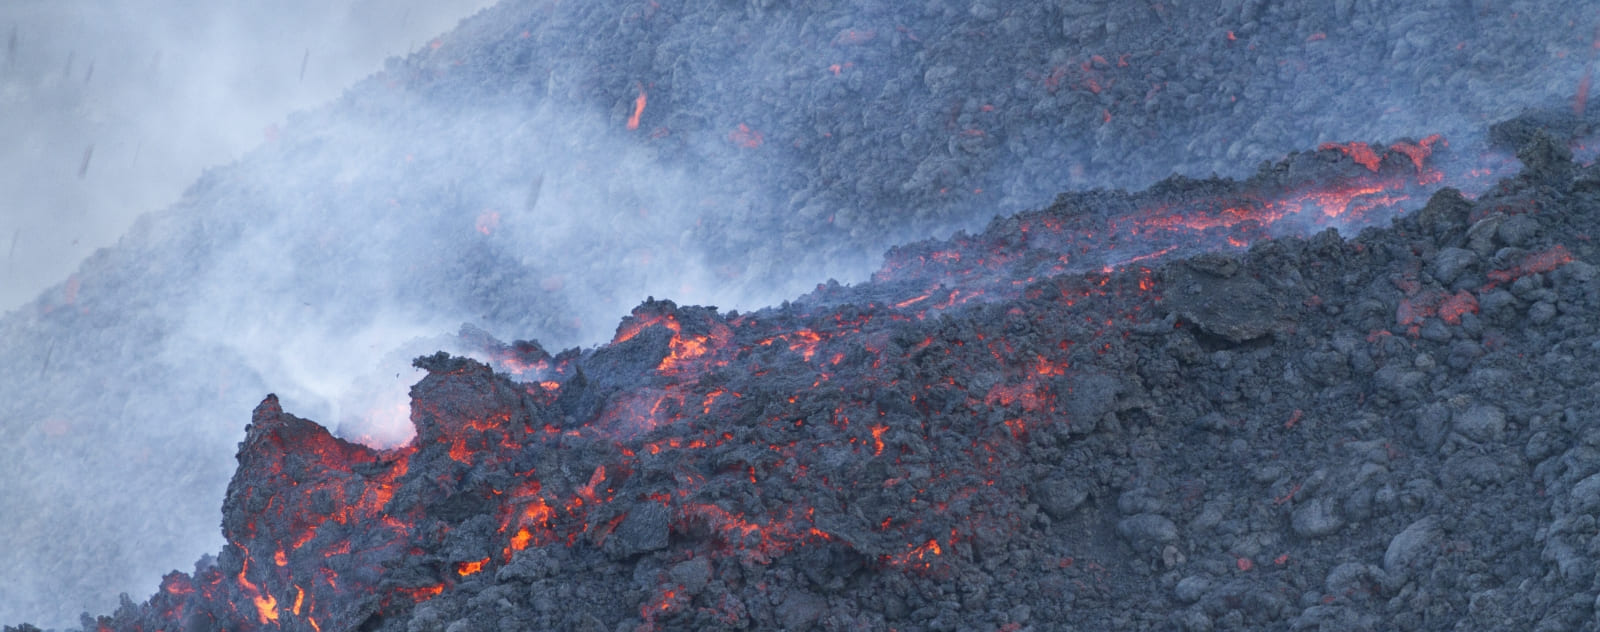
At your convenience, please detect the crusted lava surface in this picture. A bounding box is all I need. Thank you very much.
[20,130,1600,632]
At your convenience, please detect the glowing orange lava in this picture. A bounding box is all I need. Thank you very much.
[627,85,647,130]
[1488,245,1573,283]
[455,557,490,577]
[254,593,279,624]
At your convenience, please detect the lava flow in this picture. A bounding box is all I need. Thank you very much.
[873,136,1452,296]
[73,136,1574,632]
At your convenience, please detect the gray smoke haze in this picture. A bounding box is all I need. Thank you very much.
[2,1,1597,629]
[172,93,827,446]
[0,1,496,313]
[0,1,500,625]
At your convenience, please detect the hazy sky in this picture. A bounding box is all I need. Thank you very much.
[0,0,497,313]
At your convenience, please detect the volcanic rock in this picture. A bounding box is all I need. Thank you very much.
[1382,515,1441,581]
[1163,255,1287,344]
[1429,247,1478,285]
[1454,404,1507,442]
[1032,477,1090,520]
[601,503,671,560]
[1117,513,1180,550]
[1290,497,1344,538]
[1173,575,1211,605]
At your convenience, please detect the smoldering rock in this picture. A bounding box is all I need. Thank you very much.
[1514,132,1578,184]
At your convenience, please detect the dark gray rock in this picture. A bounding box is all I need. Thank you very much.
[1415,403,1451,452]
[1445,341,1484,370]
[1558,260,1597,283]
[1374,365,1425,400]
[1118,488,1165,515]
[1291,497,1344,538]
[776,590,828,631]
[602,502,670,560]
[1323,562,1378,597]
[1568,472,1600,514]
[1496,214,1541,248]
[1174,575,1212,604]
[1383,516,1440,580]
[1542,540,1594,583]
[1454,404,1507,442]
[1529,301,1557,324]
[1466,215,1505,256]
[1174,608,1212,632]
[1430,248,1478,285]
[1032,477,1090,519]
[1063,372,1122,427]
[1117,513,1179,549]
[668,558,712,595]
[923,65,960,95]
[1164,260,1288,343]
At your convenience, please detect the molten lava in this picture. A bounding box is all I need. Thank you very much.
[627,85,647,130]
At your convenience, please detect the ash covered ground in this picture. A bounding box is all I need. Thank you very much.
[3,0,1599,628]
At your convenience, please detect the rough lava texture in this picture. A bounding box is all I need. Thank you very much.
[12,129,1600,631]
[4,0,1600,628]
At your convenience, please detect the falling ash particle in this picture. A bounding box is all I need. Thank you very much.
[526,173,544,211]
[78,145,95,178]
